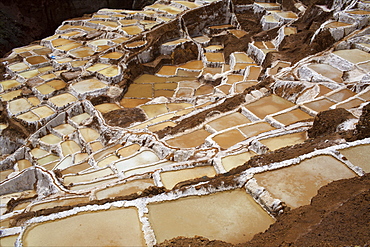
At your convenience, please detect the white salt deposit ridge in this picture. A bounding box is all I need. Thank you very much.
[0,0,370,246]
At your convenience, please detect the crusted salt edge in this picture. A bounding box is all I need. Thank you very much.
[0,227,22,238]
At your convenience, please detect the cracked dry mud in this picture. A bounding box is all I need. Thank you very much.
[0,0,369,246]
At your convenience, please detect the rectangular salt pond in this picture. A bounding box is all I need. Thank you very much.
[212,129,246,149]
[166,129,210,148]
[207,112,251,131]
[338,144,370,173]
[95,178,155,200]
[115,150,160,173]
[254,155,357,208]
[160,166,216,189]
[22,207,145,246]
[260,131,307,151]
[245,95,295,119]
[63,167,114,185]
[148,189,275,244]
[238,122,275,138]
[30,197,90,211]
[272,108,312,126]
[221,151,256,172]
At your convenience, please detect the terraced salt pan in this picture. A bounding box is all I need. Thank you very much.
[49,93,78,108]
[212,129,246,149]
[22,207,145,246]
[115,150,160,173]
[72,78,107,94]
[272,108,312,126]
[260,131,307,151]
[63,167,114,185]
[245,95,295,119]
[238,122,275,138]
[160,166,216,189]
[148,189,275,244]
[30,197,90,212]
[221,151,256,172]
[338,144,370,172]
[166,129,210,148]
[95,178,155,200]
[303,98,335,113]
[254,155,357,208]
[207,112,251,131]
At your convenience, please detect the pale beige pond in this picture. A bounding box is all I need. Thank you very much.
[0,234,19,246]
[272,108,312,126]
[64,167,114,185]
[148,189,275,244]
[177,80,200,88]
[115,150,160,173]
[327,89,356,102]
[238,122,275,138]
[245,95,295,119]
[235,81,258,93]
[208,112,251,131]
[32,106,55,119]
[95,178,155,200]
[79,128,100,142]
[69,46,95,58]
[53,124,75,136]
[8,98,32,115]
[308,64,343,83]
[161,166,216,189]
[70,113,90,125]
[97,155,120,168]
[49,93,77,107]
[212,129,246,149]
[166,129,210,148]
[40,134,62,145]
[260,131,307,151]
[72,79,107,94]
[333,49,370,64]
[303,98,335,112]
[140,104,168,118]
[87,63,110,72]
[0,79,21,91]
[61,140,81,156]
[22,207,145,247]
[254,155,357,208]
[221,151,256,172]
[98,65,120,77]
[339,144,370,173]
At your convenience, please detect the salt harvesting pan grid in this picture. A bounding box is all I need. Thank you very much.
[0,0,370,246]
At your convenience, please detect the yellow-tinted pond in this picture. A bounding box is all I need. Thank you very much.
[221,151,256,172]
[260,131,307,151]
[22,207,145,247]
[148,189,275,244]
[254,155,357,208]
[339,144,370,173]
[161,166,216,189]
